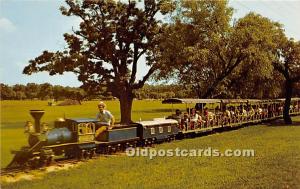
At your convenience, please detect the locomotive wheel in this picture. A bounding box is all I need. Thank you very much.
[89,149,96,159]
[150,138,156,147]
[103,147,107,154]
[77,150,84,160]
[29,156,41,169]
[89,152,93,159]
[117,144,121,152]
[102,146,110,154]
[81,150,86,159]
[140,140,145,147]
[142,140,146,147]
[111,147,117,153]
[107,146,112,154]
[83,151,89,159]
[65,148,76,159]
[46,156,53,165]
[171,135,176,141]
[40,148,54,166]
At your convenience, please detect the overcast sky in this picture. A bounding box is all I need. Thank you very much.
[1,0,300,87]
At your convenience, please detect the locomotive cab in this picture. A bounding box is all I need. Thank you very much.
[54,118,99,142]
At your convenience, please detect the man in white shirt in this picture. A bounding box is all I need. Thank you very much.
[96,101,115,127]
[95,101,115,140]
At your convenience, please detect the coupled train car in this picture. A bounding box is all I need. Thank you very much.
[7,98,300,168]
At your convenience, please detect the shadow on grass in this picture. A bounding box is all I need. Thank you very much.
[266,120,300,127]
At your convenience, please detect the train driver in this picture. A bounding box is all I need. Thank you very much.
[96,101,115,127]
[95,101,115,139]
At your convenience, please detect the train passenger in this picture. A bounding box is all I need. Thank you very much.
[190,108,199,121]
[203,108,209,127]
[225,108,231,118]
[196,110,203,128]
[230,106,234,114]
[168,109,183,124]
[275,105,282,116]
[279,106,283,114]
[208,112,215,126]
[230,107,235,122]
[234,106,241,122]
[182,112,190,130]
[262,107,268,118]
[248,106,255,119]
[95,101,115,140]
[290,105,294,112]
[235,107,241,116]
[204,108,215,127]
[190,108,199,129]
[295,104,299,111]
[256,107,263,116]
[223,107,231,124]
[204,108,208,117]
[242,106,247,121]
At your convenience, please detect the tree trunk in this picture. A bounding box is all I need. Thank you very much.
[194,85,202,98]
[283,79,293,124]
[202,81,219,98]
[119,91,134,124]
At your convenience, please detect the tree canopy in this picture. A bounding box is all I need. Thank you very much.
[23,0,175,123]
[156,1,286,99]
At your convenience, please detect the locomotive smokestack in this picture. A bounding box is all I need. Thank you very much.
[30,110,45,133]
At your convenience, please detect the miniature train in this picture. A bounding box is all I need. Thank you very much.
[7,98,300,168]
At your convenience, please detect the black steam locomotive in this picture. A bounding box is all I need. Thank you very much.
[8,110,179,168]
[7,98,300,168]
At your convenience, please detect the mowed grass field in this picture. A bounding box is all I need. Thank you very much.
[1,100,300,188]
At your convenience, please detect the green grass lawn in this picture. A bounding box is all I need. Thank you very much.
[1,101,300,188]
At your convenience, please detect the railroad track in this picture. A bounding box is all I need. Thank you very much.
[0,152,124,177]
[1,158,86,177]
[1,167,25,177]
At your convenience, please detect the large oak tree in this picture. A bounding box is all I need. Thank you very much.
[23,0,174,123]
[156,0,285,99]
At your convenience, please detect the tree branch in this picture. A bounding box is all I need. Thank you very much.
[273,61,289,79]
[133,65,157,89]
[291,75,300,82]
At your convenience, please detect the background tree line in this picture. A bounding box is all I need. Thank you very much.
[0,83,86,101]
[0,83,198,100]
[2,82,300,101]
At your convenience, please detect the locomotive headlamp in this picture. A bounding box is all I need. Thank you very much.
[24,121,34,133]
